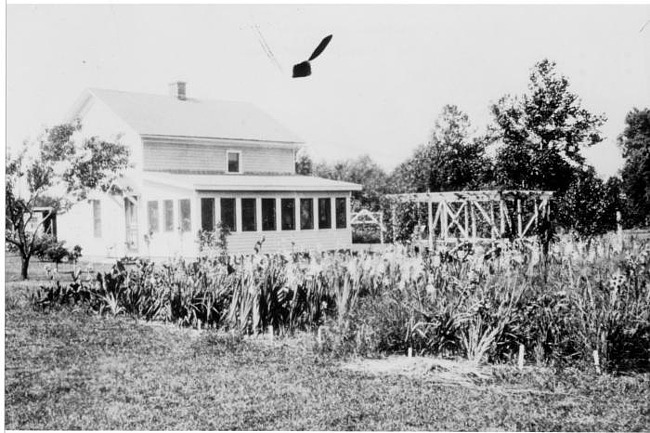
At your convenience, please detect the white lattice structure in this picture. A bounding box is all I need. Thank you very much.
[386,190,553,246]
[350,209,387,244]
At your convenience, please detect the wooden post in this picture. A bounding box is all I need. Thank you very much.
[470,201,477,240]
[499,200,506,236]
[490,201,496,239]
[441,202,449,240]
[379,213,385,245]
[408,347,413,358]
[428,199,433,250]
[516,198,523,238]
[593,350,601,374]
[391,203,397,243]
[464,201,469,240]
[616,211,623,247]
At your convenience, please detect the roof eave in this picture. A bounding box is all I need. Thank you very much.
[140,133,304,149]
[194,184,362,192]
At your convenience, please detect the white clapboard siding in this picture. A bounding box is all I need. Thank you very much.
[57,193,127,258]
[142,138,295,174]
[225,229,353,254]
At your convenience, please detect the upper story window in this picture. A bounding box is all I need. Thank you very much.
[227,151,241,174]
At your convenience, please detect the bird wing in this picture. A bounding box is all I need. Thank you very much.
[308,34,333,61]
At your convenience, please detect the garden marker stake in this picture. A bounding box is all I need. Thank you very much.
[518,344,525,369]
[408,347,413,358]
[593,350,601,374]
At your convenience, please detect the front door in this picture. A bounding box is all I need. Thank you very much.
[124,197,139,253]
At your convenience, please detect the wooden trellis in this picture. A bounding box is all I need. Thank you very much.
[386,190,552,246]
[350,209,387,244]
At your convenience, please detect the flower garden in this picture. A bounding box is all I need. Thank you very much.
[31,233,650,373]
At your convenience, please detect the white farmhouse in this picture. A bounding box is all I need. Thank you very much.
[57,82,361,258]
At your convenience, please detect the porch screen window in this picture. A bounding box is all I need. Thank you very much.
[262,198,276,231]
[336,198,347,229]
[281,198,295,230]
[92,200,101,238]
[227,151,240,173]
[220,198,236,231]
[179,199,191,232]
[147,201,159,233]
[242,198,257,232]
[201,198,215,232]
[163,200,174,232]
[300,198,314,230]
[318,198,331,229]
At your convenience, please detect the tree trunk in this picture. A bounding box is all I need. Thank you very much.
[20,254,31,280]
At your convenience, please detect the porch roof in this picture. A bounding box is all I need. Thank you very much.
[142,172,363,192]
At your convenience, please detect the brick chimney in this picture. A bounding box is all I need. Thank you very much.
[169,81,186,100]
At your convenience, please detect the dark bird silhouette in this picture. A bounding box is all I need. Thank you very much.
[293,34,333,78]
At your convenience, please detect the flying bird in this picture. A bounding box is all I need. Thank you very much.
[293,34,333,78]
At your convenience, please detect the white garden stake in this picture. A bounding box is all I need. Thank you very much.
[593,350,601,374]
[267,325,274,340]
[518,344,525,369]
[317,326,323,345]
[408,347,413,358]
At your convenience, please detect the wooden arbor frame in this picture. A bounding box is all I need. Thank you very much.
[386,190,553,246]
[350,209,387,244]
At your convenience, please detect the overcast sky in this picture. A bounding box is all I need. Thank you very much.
[7,4,650,178]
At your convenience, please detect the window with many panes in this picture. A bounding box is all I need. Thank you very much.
[300,198,314,230]
[179,199,191,232]
[241,198,257,232]
[318,198,331,229]
[164,200,174,232]
[221,198,236,231]
[262,198,276,231]
[281,198,295,230]
[336,197,347,229]
[201,198,215,232]
[147,201,159,233]
[227,151,241,173]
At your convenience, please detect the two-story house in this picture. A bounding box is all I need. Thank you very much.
[57,82,362,258]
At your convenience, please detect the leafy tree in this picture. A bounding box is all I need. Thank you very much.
[6,121,129,279]
[554,168,621,237]
[295,148,313,175]
[314,154,391,211]
[491,59,606,193]
[618,108,650,227]
[391,105,492,193]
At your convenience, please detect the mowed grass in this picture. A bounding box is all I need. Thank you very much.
[6,283,650,431]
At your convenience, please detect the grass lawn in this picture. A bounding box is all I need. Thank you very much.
[5,285,649,431]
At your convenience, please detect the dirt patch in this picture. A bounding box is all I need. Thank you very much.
[342,355,492,387]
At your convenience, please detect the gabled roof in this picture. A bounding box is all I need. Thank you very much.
[69,88,304,145]
[143,172,363,192]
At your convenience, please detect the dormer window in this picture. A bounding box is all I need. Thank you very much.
[227,151,241,174]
